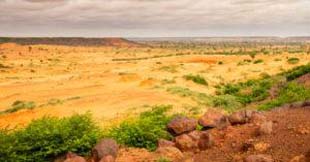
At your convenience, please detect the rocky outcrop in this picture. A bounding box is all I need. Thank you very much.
[167,116,198,136]
[63,152,87,162]
[198,109,230,129]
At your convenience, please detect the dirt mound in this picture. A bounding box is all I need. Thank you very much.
[116,106,310,162]
[0,37,143,47]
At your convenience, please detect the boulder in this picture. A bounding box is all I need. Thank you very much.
[250,113,267,125]
[158,139,175,148]
[198,109,230,129]
[167,116,198,136]
[156,146,184,161]
[64,152,86,162]
[229,110,254,125]
[258,121,273,135]
[92,139,119,162]
[175,133,198,151]
[244,154,274,162]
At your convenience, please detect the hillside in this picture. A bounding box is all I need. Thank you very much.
[0,37,143,47]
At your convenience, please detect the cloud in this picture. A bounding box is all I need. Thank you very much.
[0,0,309,37]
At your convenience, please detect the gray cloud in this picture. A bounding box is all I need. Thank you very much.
[0,0,309,37]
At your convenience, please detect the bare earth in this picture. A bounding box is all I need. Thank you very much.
[0,43,309,128]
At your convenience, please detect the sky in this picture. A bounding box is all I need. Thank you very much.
[0,0,309,37]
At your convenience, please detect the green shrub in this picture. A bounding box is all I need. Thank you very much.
[258,82,310,111]
[287,57,300,64]
[253,59,264,64]
[106,105,173,151]
[216,78,274,105]
[0,113,101,162]
[0,101,36,114]
[183,74,208,86]
[283,64,310,81]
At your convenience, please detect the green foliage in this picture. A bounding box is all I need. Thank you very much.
[283,64,310,81]
[183,74,208,86]
[106,105,173,151]
[253,59,264,64]
[259,82,310,111]
[287,57,300,64]
[217,78,274,105]
[0,101,36,115]
[0,113,101,162]
[157,157,171,162]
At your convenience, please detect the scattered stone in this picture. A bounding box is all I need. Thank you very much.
[289,155,306,162]
[198,131,214,150]
[229,110,255,125]
[244,154,274,162]
[175,133,198,151]
[64,152,87,162]
[156,146,184,161]
[92,139,119,162]
[258,121,273,135]
[158,139,175,148]
[167,116,198,136]
[253,142,270,152]
[198,109,230,129]
[99,155,115,162]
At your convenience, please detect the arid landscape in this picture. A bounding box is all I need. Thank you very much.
[0,37,310,162]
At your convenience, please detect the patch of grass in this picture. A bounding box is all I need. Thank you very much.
[105,105,173,151]
[159,65,178,73]
[183,74,208,86]
[258,82,310,111]
[0,113,101,162]
[0,101,36,114]
[253,59,264,64]
[283,64,310,81]
[211,95,242,112]
[157,157,171,162]
[287,57,300,64]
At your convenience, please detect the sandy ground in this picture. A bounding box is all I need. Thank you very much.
[0,43,309,128]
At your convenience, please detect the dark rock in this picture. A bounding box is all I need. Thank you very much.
[244,154,274,162]
[92,139,119,162]
[198,109,230,129]
[167,116,198,136]
[229,110,254,125]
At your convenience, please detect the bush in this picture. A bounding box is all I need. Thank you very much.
[258,82,310,111]
[287,57,300,64]
[0,113,101,162]
[253,59,264,64]
[106,105,173,151]
[183,74,208,86]
[216,78,274,105]
[283,64,310,81]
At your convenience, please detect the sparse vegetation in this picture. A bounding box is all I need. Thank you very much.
[0,101,36,115]
[183,74,208,86]
[259,82,310,111]
[287,57,300,64]
[253,59,264,64]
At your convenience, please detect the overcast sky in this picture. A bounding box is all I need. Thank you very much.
[0,0,309,37]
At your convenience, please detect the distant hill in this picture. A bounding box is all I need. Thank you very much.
[0,37,143,47]
[130,36,310,43]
